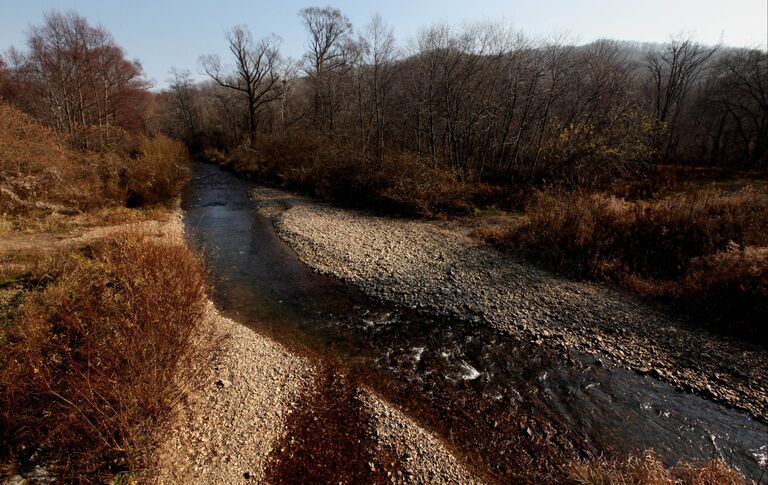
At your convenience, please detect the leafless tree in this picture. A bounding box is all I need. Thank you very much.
[200,26,282,146]
[361,14,399,160]
[299,6,352,133]
[168,68,199,139]
[645,37,719,158]
[696,48,768,166]
[5,11,147,146]
[149,8,764,178]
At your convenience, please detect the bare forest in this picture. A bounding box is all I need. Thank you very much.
[151,8,766,184]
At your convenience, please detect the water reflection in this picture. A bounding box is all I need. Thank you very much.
[183,163,767,481]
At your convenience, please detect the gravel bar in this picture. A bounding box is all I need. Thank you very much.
[252,186,768,422]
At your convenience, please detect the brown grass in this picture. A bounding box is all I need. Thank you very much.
[481,187,768,340]
[0,101,189,216]
[0,234,210,483]
[567,450,748,485]
[219,135,493,217]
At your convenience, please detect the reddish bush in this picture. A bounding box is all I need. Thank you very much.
[0,235,210,482]
[486,188,768,340]
[124,135,190,207]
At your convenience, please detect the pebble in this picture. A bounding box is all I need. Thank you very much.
[255,186,768,423]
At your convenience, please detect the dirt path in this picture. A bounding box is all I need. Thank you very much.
[251,186,768,422]
[0,218,174,256]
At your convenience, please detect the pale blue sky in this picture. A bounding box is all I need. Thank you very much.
[1,0,766,89]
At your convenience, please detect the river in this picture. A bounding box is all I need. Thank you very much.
[183,162,767,482]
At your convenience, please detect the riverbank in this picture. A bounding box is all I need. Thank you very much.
[1,206,482,483]
[0,209,212,483]
[150,213,482,484]
[252,186,768,423]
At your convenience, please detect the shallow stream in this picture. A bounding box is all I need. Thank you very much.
[183,163,767,482]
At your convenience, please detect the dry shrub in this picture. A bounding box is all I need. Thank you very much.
[0,234,209,482]
[0,102,112,214]
[371,153,485,216]
[678,245,768,335]
[216,134,321,181]
[0,101,189,215]
[610,165,682,199]
[124,135,190,207]
[493,187,768,339]
[222,135,487,216]
[567,451,747,485]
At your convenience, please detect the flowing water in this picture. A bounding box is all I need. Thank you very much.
[183,163,767,482]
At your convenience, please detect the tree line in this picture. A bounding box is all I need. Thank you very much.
[3,8,766,187]
[1,11,149,150]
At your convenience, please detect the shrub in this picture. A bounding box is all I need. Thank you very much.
[532,117,655,189]
[487,187,768,340]
[567,450,746,485]
[679,245,768,336]
[0,234,209,482]
[124,135,190,207]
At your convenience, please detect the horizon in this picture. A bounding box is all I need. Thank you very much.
[1,0,767,90]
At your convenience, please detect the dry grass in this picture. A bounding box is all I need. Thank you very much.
[567,450,748,485]
[0,101,189,216]
[481,187,768,340]
[0,206,171,237]
[0,234,210,483]
[219,135,494,217]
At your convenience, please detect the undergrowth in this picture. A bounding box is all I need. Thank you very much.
[0,101,189,216]
[210,136,505,217]
[0,234,210,483]
[567,450,747,485]
[478,187,768,341]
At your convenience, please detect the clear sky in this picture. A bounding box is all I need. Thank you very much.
[1,0,766,89]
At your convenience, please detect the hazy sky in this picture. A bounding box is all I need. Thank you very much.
[1,0,766,89]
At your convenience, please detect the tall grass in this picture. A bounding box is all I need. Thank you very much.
[567,451,747,485]
[0,234,210,482]
[0,101,189,215]
[482,188,768,340]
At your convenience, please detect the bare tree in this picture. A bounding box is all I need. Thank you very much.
[6,11,147,146]
[362,14,399,160]
[299,6,352,133]
[168,68,199,139]
[699,48,768,166]
[200,26,282,146]
[151,11,763,181]
[645,37,719,158]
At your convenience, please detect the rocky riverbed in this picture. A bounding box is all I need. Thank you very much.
[152,303,480,484]
[252,186,768,423]
[151,212,480,484]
